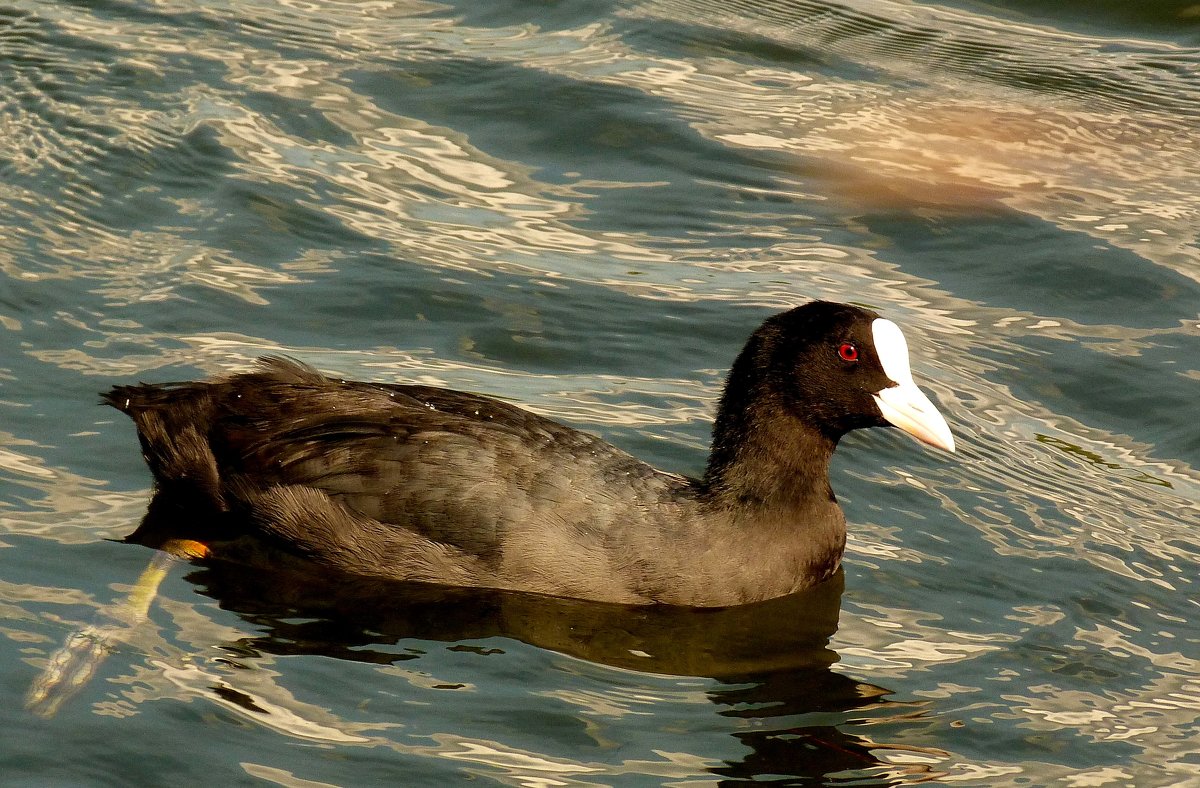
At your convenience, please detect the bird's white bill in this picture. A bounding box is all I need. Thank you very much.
[870,318,955,452]
[873,383,955,452]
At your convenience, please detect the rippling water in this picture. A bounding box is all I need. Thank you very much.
[3,0,1198,784]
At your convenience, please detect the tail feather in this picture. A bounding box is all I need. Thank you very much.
[101,384,147,414]
[103,381,226,509]
[102,380,209,412]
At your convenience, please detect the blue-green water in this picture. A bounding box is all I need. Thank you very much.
[3,0,1199,784]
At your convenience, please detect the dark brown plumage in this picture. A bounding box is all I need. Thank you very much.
[105,301,954,607]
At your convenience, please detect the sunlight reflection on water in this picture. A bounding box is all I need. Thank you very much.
[1,0,1198,784]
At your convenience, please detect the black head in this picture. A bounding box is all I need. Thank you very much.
[708,301,953,482]
[754,302,898,439]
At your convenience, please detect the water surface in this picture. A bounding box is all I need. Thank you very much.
[2,0,1198,784]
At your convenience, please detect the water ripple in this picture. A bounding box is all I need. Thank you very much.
[1,0,1199,784]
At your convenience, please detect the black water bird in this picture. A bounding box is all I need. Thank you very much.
[105,301,954,607]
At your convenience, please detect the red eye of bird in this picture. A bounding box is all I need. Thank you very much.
[838,343,858,362]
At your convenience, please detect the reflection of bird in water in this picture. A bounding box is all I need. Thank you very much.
[197,555,949,783]
[183,546,849,677]
[195,550,953,780]
[711,664,950,784]
[27,535,947,781]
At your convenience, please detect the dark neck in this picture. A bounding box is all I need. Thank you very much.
[700,321,840,513]
[701,391,838,515]
[696,391,845,601]
[685,322,850,601]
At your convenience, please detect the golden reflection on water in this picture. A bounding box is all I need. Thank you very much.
[7,0,1197,304]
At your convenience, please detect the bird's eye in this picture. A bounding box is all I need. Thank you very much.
[838,343,859,362]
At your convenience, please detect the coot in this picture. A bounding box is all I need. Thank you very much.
[106,301,953,607]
